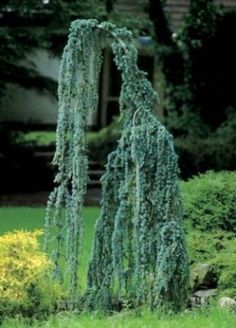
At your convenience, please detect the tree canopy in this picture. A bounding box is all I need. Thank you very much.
[0,0,106,102]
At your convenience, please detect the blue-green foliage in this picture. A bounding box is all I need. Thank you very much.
[45,19,103,301]
[45,19,189,311]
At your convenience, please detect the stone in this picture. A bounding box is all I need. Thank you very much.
[194,289,217,298]
[190,289,217,307]
[219,297,236,311]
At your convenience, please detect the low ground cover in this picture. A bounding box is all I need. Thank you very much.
[2,305,235,328]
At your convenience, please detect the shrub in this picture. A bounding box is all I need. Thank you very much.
[182,171,236,232]
[0,230,62,319]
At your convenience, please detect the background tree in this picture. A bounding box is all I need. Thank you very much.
[0,0,106,103]
[148,0,236,177]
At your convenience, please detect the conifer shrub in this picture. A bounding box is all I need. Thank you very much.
[182,171,236,232]
[183,170,236,298]
[187,230,236,298]
[210,236,236,299]
[0,230,63,320]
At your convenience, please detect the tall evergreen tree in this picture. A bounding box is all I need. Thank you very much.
[45,18,189,311]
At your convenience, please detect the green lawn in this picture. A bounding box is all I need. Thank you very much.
[2,306,236,328]
[0,206,99,235]
[21,131,56,146]
[20,131,99,146]
[0,207,47,233]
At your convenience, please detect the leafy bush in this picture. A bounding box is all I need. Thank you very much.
[0,230,63,320]
[182,171,236,232]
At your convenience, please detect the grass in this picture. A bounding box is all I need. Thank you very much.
[21,131,56,146]
[0,206,99,235]
[20,131,99,146]
[2,306,236,328]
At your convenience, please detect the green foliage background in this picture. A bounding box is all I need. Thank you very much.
[1,0,236,179]
[148,0,236,177]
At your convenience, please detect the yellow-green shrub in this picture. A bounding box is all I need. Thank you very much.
[0,230,62,319]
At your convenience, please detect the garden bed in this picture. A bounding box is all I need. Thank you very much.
[0,171,236,325]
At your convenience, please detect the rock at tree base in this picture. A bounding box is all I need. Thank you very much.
[190,289,217,307]
[219,297,236,312]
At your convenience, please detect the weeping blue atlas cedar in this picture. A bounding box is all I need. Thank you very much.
[45,19,189,311]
